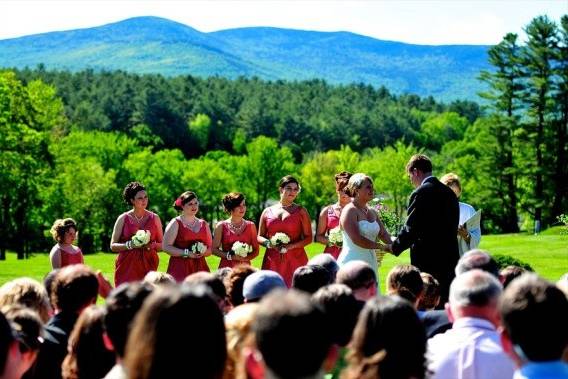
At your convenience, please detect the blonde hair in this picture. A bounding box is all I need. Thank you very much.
[50,218,77,242]
[344,173,373,197]
[0,278,51,323]
[440,173,462,192]
[143,271,175,287]
[223,303,259,379]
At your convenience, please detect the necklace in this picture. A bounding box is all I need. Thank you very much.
[280,202,296,210]
[131,211,145,222]
[354,204,369,215]
[182,216,199,230]
[228,219,246,234]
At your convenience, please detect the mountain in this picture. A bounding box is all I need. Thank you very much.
[0,16,491,100]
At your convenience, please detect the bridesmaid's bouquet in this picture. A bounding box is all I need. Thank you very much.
[328,227,343,247]
[270,233,290,247]
[190,241,207,255]
[131,230,151,248]
[232,241,253,257]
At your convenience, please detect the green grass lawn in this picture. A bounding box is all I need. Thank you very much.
[1,228,566,294]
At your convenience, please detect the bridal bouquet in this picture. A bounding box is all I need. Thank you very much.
[270,232,290,246]
[376,250,387,267]
[191,241,207,255]
[131,230,151,248]
[232,241,253,257]
[328,227,343,247]
[369,197,402,236]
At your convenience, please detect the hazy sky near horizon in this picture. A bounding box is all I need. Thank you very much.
[0,0,565,45]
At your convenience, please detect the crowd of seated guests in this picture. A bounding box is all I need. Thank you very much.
[1,250,567,379]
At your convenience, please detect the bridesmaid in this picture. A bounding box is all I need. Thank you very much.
[163,191,212,282]
[49,218,84,268]
[110,182,163,286]
[212,192,259,269]
[258,175,313,287]
[315,171,352,259]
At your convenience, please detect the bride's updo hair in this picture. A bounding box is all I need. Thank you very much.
[344,173,373,197]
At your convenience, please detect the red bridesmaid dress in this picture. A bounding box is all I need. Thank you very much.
[261,207,308,287]
[167,218,211,282]
[323,206,341,260]
[218,220,259,269]
[59,247,84,267]
[114,212,161,286]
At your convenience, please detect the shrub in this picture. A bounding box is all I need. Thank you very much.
[493,254,533,271]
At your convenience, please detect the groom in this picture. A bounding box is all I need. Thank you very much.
[391,154,459,306]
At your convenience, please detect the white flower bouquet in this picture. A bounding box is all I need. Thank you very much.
[191,241,207,255]
[328,227,343,247]
[131,230,151,248]
[270,232,290,247]
[231,241,253,257]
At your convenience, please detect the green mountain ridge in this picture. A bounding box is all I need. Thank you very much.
[0,16,491,100]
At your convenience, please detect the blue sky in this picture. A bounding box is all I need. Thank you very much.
[0,0,565,44]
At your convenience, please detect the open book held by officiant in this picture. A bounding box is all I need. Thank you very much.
[459,209,481,256]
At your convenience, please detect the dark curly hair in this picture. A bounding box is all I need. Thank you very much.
[335,171,352,192]
[123,182,146,205]
[278,175,300,189]
[222,192,245,213]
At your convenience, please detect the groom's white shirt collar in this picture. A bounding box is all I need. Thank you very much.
[421,175,433,185]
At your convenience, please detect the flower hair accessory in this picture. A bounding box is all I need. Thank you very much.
[174,197,183,208]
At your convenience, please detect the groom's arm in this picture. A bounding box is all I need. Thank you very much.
[391,191,421,256]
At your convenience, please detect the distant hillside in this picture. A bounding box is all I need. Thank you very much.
[0,16,490,100]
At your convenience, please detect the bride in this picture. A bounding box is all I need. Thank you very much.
[337,173,392,281]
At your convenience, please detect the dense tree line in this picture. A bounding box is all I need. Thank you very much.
[1,14,566,259]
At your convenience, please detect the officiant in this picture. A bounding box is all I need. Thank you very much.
[440,173,481,256]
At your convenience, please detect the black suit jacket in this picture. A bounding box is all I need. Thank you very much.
[392,176,459,301]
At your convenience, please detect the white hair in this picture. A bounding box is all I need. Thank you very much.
[449,269,502,308]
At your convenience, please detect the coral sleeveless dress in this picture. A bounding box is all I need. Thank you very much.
[323,205,341,260]
[59,247,84,267]
[261,207,308,287]
[167,218,211,282]
[115,212,161,286]
[218,220,258,269]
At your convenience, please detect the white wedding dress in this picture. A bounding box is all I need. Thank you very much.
[337,220,381,281]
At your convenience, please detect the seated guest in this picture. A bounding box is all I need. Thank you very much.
[102,282,153,379]
[225,266,257,308]
[500,274,568,379]
[1,306,43,379]
[0,278,52,323]
[336,261,377,302]
[417,272,452,339]
[455,249,500,279]
[62,306,114,379]
[247,290,332,379]
[214,267,233,284]
[124,285,226,379]
[343,296,427,379]
[184,272,228,313]
[386,264,423,309]
[142,271,175,287]
[242,271,286,303]
[292,265,332,294]
[500,266,526,289]
[223,303,259,379]
[427,270,514,379]
[31,265,98,379]
[307,254,340,283]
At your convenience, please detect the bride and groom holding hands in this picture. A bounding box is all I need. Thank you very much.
[337,154,467,305]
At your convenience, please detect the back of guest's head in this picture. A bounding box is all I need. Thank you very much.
[307,254,339,282]
[50,218,78,242]
[500,273,568,362]
[254,289,331,378]
[0,277,51,323]
[125,285,227,379]
[184,272,227,304]
[226,265,257,307]
[417,272,440,311]
[386,265,423,306]
[345,296,426,379]
[51,265,98,313]
[292,265,332,294]
[500,265,526,288]
[2,305,43,355]
[143,271,175,287]
[104,282,154,358]
[455,249,500,278]
[214,267,233,284]
[312,284,362,346]
[0,311,14,376]
[43,269,60,308]
[336,261,377,299]
[406,154,432,174]
[224,303,259,379]
[242,270,286,303]
[449,269,502,309]
[62,305,114,379]
[557,273,568,297]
